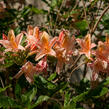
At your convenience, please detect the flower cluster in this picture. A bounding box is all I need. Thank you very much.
[90,34,109,80]
[0,25,109,83]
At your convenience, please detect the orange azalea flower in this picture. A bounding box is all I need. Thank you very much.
[13,61,36,83]
[76,34,96,60]
[0,30,24,52]
[24,25,40,51]
[55,48,67,73]
[104,33,109,51]
[35,31,57,61]
[58,31,75,51]
[95,41,109,63]
[54,31,75,73]
[90,34,109,81]
[36,56,48,73]
[13,58,48,83]
[105,33,109,44]
[55,31,75,54]
[89,59,109,81]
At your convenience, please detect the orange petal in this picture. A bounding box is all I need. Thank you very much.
[105,33,109,44]
[15,33,23,45]
[8,30,15,41]
[41,31,49,47]
[13,70,24,79]
[33,26,40,40]
[58,31,64,43]
[0,40,11,48]
[84,34,91,50]
[8,30,18,49]
[49,37,58,48]
[98,41,104,52]
[62,35,69,48]
[27,25,34,35]
[91,43,96,49]
[35,50,46,61]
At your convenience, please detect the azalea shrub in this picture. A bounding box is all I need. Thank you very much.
[1,0,109,109]
[0,25,109,109]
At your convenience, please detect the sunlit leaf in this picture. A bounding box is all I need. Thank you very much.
[32,95,49,108]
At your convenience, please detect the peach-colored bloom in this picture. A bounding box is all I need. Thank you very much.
[0,30,24,52]
[24,25,40,51]
[13,61,36,83]
[90,34,109,81]
[35,31,57,61]
[95,41,109,63]
[36,56,48,73]
[13,57,48,83]
[89,59,109,81]
[54,31,75,73]
[105,33,109,44]
[76,34,96,60]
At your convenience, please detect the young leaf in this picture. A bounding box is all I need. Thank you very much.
[64,91,71,107]
[31,95,49,108]
[93,87,108,98]
[48,72,57,81]
[75,20,88,32]
[51,0,57,8]
[0,85,11,93]
[29,87,37,102]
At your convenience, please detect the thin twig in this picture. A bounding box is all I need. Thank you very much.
[70,62,86,78]
[70,54,82,69]
[81,0,87,21]
[73,0,79,9]
[83,63,87,78]
[81,0,91,33]
[91,5,109,34]
[0,76,4,88]
[96,0,102,17]
[0,76,7,96]
[53,0,65,35]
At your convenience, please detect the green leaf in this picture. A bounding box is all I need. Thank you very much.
[32,7,47,14]
[93,87,108,98]
[34,75,67,96]
[72,91,88,103]
[101,77,109,86]
[70,10,78,15]
[57,0,63,7]
[29,88,37,102]
[0,85,11,93]
[75,20,88,31]
[21,94,28,103]
[64,91,71,107]
[51,0,57,8]
[101,13,109,31]
[48,72,57,81]
[14,27,21,35]
[21,87,37,103]
[22,7,31,16]
[91,0,99,7]
[32,95,49,108]
[0,95,21,108]
[15,83,21,99]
